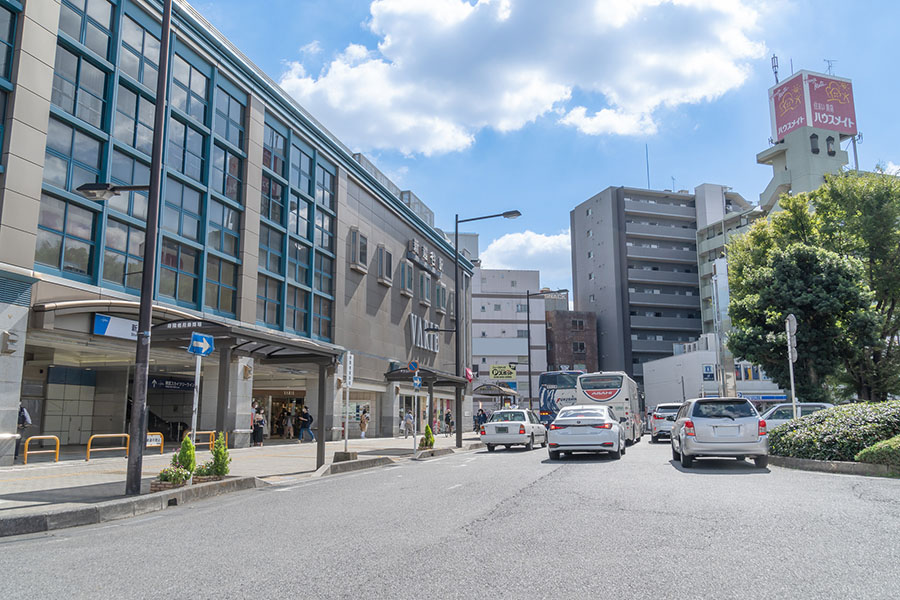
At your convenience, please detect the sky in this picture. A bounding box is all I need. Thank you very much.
[194,0,900,293]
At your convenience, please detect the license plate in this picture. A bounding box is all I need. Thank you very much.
[715,426,739,437]
[496,426,508,433]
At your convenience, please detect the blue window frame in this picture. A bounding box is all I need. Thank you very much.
[159,238,199,305]
[167,118,205,182]
[102,218,144,291]
[171,53,209,124]
[211,145,242,203]
[288,192,310,239]
[35,194,97,278]
[162,177,202,241]
[51,44,108,129]
[207,200,239,257]
[205,255,237,315]
[263,124,286,176]
[120,14,160,87]
[314,210,334,252]
[313,253,333,295]
[44,117,102,192]
[258,225,284,274]
[0,5,16,80]
[113,84,155,155]
[313,295,332,341]
[288,239,310,286]
[109,149,149,220]
[261,174,284,225]
[257,274,282,327]
[59,0,114,59]
[286,286,309,335]
[315,164,334,210]
[214,87,244,149]
[290,144,313,197]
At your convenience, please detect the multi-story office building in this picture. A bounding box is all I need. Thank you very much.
[545,310,598,373]
[0,0,472,464]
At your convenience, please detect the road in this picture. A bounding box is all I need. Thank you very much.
[2,439,899,599]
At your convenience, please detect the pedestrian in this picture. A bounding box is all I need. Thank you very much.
[359,408,369,439]
[477,408,487,430]
[14,402,31,461]
[252,409,266,447]
[250,400,258,430]
[298,406,316,442]
[398,410,405,437]
[404,409,414,438]
[283,409,294,439]
[444,409,452,437]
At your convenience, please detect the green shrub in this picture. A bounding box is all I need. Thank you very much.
[158,466,191,484]
[174,435,196,473]
[855,434,900,467]
[418,425,435,449]
[194,461,214,476]
[769,400,900,461]
[211,432,231,476]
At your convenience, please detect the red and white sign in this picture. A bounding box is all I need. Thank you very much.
[770,73,806,141]
[584,389,619,401]
[806,74,857,137]
[464,367,473,383]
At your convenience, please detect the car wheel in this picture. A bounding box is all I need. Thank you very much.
[620,438,626,455]
[541,433,548,448]
[486,444,495,452]
[611,442,622,460]
[680,448,694,468]
[504,445,511,450]
[671,442,680,461]
[526,435,534,451]
[735,456,745,461]
[549,450,560,460]
[754,456,769,468]
[651,435,658,444]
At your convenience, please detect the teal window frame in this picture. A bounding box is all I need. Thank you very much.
[159,237,200,306]
[258,224,284,275]
[119,13,160,88]
[263,123,286,177]
[211,144,242,203]
[102,217,144,292]
[312,295,333,341]
[257,274,282,328]
[314,210,334,252]
[162,177,202,241]
[286,286,309,335]
[207,199,239,257]
[204,255,237,316]
[290,143,313,197]
[108,148,150,220]
[167,117,205,182]
[315,164,334,211]
[43,116,103,193]
[260,174,284,225]
[288,192,310,240]
[113,83,154,156]
[288,238,311,287]
[34,193,98,282]
[313,253,333,296]
[214,86,244,149]
[0,3,17,80]
[51,43,109,129]
[171,53,209,124]
[58,0,114,60]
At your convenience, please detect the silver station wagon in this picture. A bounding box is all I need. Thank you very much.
[670,397,769,468]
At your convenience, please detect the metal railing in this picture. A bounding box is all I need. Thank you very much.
[183,430,215,450]
[86,434,130,461]
[23,435,60,465]
[146,431,165,455]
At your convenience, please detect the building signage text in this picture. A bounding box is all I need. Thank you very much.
[489,364,517,381]
[407,239,444,274]
[408,313,439,354]
[93,314,138,341]
[148,376,195,391]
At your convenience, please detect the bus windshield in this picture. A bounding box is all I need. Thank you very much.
[539,373,579,389]
[580,375,623,390]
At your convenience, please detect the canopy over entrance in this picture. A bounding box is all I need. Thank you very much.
[472,383,518,397]
[383,366,468,389]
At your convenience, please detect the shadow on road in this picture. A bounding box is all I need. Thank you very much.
[540,452,621,464]
[668,458,770,475]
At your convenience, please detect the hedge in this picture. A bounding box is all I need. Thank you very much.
[768,400,900,462]
[855,434,900,467]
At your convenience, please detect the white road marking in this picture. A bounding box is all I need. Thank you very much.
[447,484,462,490]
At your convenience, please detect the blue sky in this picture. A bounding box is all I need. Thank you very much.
[195,0,900,292]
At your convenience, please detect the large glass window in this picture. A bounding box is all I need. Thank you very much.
[162,178,202,241]
[44,117,102,192]
[59,0,114,59]
[0,5,16,79]
[211,145,242,203]
[258,225,284,274]
[290,144,313,197]
[171,54,208,123]
[214,87,244,148]
[257,275,281,327]
[205,255,237,315]
[288,193,310,239]
[108,150,149,220]
[263,124,286,176]
[102,218,144,290]
[286,286,309,334]
[35,194,96,276]
[207,200,239,257]
[167,119,205,182]
[313,253,333,295]
[120,15,160,86]
[159,239,199,304]
[315,164,334,210]
[313,295,332,341]
[113,85,154,155]
[260,175,284,224]
[288,239,310,286]
[314,210,333,252]
[51,44,107,128]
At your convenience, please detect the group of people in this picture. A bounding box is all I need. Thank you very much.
[398,408,455,437]
[250,401,315,447]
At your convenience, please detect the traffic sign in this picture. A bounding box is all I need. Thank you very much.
[187,332,214,356]
[346,352,354,388]
[412,375,423,389]
[786,313,797,335]
[408,360,418,372]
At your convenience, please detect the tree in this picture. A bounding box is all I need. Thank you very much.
[727,197,877,402]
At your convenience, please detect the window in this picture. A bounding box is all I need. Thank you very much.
[288,193,310,239]
[400,261,414,297]
[587,229,593,237]
[286,286,309,334]
[480,305,486,312]
[588,273,594,280]
[517,330,528,338]
[102,218,143,290]
[349,228,368,273]
[0,5,17,79]
[167,119,205,181]
[449,292,455,319]
[52,45,107,128]
[260,175,284,224]
[314,253,333,295]
[494,304,501,311]
[109,150,149,220]
[419,272,432,306]
[211,146,242,203]
[510,280,517,288]
[207,200,239,256]
[59,0,114,58]
[204,255,236,315]
[120,15,160,86]
[573,342,586,354]
[586,208,592,216]
[587,251,593,259]
[810,133,819,154]
[263,124,286,176]
[44,118,102,192]
[315,210,334,251]
[435,282,447,313]
[571,319,585,331]
[256,274,282,327]
[162,178,201,241]
[288,240,311,286]
[35,195,96,277]
[315,164,334,210]
[159,239,199,304]
[214,87,244,148]
[290,145,313,197]
[113,84,155,155]
[826,136,836,156]
[516,304,527,313]
[377,245,393,285]
[258,225,284,274]
[171,54,208,123]
[313,295,333,340]
[589,294,595,302]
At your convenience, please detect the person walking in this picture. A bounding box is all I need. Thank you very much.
[283,409,294,440]
[252,409,266,447]
[404,409,414,439]
[444,409,453,437]
[298,406,316,442]
[14,402,31,462]
[359,408,370,439]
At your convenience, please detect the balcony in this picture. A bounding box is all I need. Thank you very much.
[698,232,726,255]
[626,245,697,264]
[627,269,699,286]
[626,222,697,242]
[631,339,678,353]
[629,292,701,309]
[624,200,695,220]
[630,315,702,331]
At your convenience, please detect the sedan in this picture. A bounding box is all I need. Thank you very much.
[671,397,768,468]
[547,405,626,460]
[480,409,547,452]
[649,402,681,443]
[759,403,834,430]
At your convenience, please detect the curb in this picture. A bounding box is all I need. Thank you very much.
[312,456,394,477]
[413,447,455,460]
[769,455,900,478]
[461,442,485,451]
[0,476,262,538]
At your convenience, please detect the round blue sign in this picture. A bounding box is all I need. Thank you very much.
[408,360,418,372]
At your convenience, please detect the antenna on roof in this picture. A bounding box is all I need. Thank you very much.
[771,54,779,83]
[824,59,837,75]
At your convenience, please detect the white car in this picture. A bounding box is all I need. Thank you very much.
[480,409,547,452]
[759,403,834,430]
[547,405,626,460]
[650,402,682,443]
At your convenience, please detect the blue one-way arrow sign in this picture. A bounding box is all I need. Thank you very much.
[188,332,214,356]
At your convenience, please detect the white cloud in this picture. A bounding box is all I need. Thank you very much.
[885,161,900,175]
[278,0,765,155]
[480,230,571,291]
[299,41,323,56]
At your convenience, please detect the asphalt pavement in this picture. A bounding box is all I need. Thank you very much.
[2,438,898,599]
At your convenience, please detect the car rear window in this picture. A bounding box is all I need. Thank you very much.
[655,405,680,413]
[490,411,525,422]
[559,409,606,419]
[693,400,757,419]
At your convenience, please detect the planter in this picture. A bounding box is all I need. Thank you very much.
[191,475,225,484]
[150,479,187,493]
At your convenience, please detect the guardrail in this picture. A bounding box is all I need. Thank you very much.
[23,435,60,465]
[146,431,165,454]
[183,430,215,450]
[86,434,130,461]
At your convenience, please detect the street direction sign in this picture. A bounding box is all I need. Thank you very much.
[408,360,418,372]
[187,332,214,356]
[412,375,422,389]
[346,353,354,388]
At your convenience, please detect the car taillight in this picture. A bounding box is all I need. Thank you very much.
[519,425,526,434]
[758,419,767,436]
[592,423,612,429]
[479,426,485,435]
[540,411,549,416]
[684,420,695,436]
[549,424,568,430]
[653,414,666,420]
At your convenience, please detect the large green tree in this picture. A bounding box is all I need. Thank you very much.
[727,196,878,402]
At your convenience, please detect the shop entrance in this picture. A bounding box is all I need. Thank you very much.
[252,392,306,440]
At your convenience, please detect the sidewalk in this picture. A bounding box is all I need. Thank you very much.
[0,431,481,522]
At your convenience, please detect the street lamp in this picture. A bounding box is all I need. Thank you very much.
[452,209,521,448]
[525,288,568,410]
[75,0,172,496]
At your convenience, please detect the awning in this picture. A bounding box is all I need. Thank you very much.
[383,366,467,389]
[472,383,519,397]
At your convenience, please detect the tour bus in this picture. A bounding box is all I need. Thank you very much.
[537,370,583,426]
[574,371,644,444]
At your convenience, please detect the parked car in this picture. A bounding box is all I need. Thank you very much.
[649,402,682,443]
[480,409,547,452]
[547,405,626,460]
[671,397,769,468]
[759,403,834,430]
